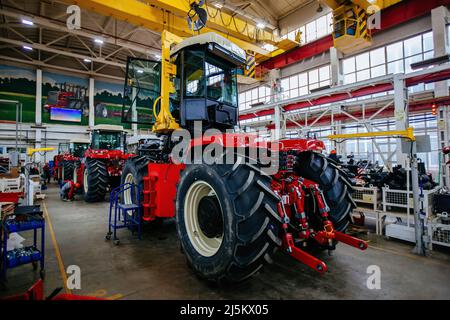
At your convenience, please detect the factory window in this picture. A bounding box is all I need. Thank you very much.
[238,86,271,111]
[280,65,331,100]
[282,12,333,45]
[343,31,435,93]
[239,64,330,111]
[410,113,439,171]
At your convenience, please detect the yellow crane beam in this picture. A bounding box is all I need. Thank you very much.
[328,127,415,141]
[27,147,55,156]
[352,0,403,11]
[321,0,402,11]
[145,0,278,44]
[65,0,272,55]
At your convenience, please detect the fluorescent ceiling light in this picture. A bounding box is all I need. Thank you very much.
[213,2,223,9]
[94,38,104,44]
[22,45,33,51]
[21,19,34,26]
[84,58,92,63]
[154,54,161,60]
[261,43,275,52]
[256,22,266,29]
[137,69,144,74]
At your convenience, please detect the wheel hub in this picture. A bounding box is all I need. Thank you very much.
[197,196,223,238]
[184,181,224,257]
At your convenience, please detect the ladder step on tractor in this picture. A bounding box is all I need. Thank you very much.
[106,183,142,245]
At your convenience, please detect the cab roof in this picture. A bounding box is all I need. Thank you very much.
[92,124,125,132]
[69,138,90,144]
[171,32,246,66]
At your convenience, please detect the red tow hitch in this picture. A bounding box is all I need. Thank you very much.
[282,230,368,274]
[334,231,368,250]
[276,182,368,274]
[283,233,328,274]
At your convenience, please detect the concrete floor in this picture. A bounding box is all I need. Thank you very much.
[1,184,449,300]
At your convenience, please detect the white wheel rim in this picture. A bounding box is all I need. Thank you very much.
[123,173,134,209]
[184,181,223,257]
[83,168,88,193]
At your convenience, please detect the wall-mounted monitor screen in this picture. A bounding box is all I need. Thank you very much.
[50,107,82,122]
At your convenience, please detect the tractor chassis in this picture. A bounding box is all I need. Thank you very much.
[132,135,368,274]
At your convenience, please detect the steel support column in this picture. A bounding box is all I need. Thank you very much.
[35,69,42,126]
[89,78,95,128]
[431,6,449,98]
[393,74,408,167]
[34,69,42,163]
[330,47,343,87]
[273,106,282,141]
[411,154,426,256]
[438,105,450,186]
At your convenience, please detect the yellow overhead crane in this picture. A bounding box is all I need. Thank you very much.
[321,0,402,54]
[63,0,297,59]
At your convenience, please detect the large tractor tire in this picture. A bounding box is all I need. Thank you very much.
[62,160,74,181]
[120,155,149,204]
[295,151,356,232]
[83,159,108,202]
[175,161,282,283]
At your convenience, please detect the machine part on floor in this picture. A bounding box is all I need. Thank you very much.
[117,31,367,283]
[75,125,134,203]
[328,129,428,256]
[427,212,450,250]
[433,191,450,214]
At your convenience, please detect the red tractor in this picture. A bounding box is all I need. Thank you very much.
[75,125,134,202]
[53,139,90,183]
[117,31,367,283]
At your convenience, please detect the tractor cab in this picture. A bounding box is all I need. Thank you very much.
[90,125,127,152]
[69,138,90,158]
[57,142,70,155]
[122,32,246,134]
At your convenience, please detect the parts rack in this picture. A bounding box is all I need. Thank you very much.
[1,205,45,281]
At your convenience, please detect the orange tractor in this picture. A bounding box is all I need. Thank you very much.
[117,31,367,283]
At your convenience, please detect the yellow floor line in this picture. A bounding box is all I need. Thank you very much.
[43,201,72,294]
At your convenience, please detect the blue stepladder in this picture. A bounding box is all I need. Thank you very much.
[106,183,141,245]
